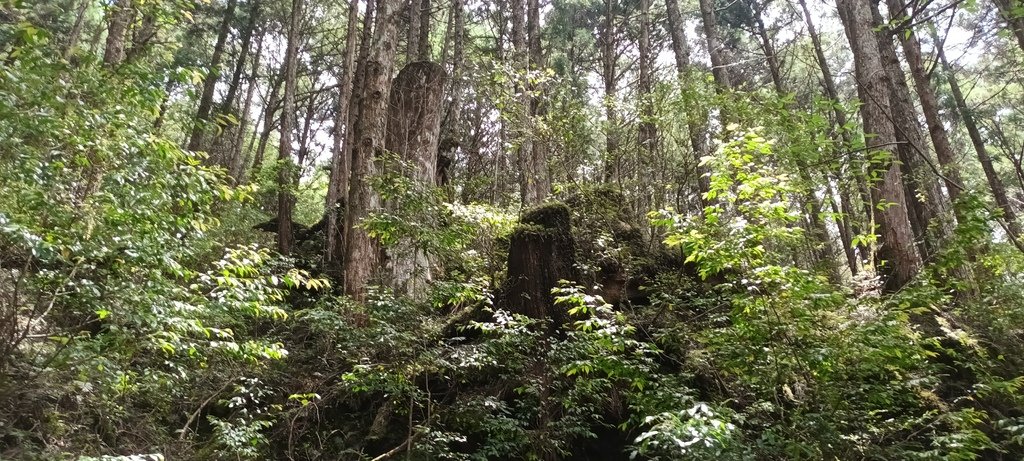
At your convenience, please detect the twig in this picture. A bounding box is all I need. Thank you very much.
[179,379,235,440]
[369,427,428,461]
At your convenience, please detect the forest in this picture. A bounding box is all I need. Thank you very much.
[2,0,1024,458]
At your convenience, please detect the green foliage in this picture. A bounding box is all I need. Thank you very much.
[633,402,742,460]
[0,26,321,459]
[5,1,1024,459]
[647,129,1001,459]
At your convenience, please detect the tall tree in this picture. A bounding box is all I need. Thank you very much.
[325,0,362,266]
[601,0,620,183]
[637,0,655,158]
[749,5,840,281]
[277,0,303,255]
[524,0,549,204]
[837,0,921,291]
[934,29,1023,241]
[188,0,239,154]
[63,0,90,58]
[665,0,711,209]
[102,0,133,66]
[407,0,422,61]
[870,2,949,258]
[885,0,964,205]
[221,0,261,119]
[417,0,431,60]
[229,28,264,181]
[344,0,402,299]
[251,63,285,175]
[796,0,869,273]
[698,0,731,89]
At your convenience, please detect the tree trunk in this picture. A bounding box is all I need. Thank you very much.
[991,0,1024,53]
[664,0,691,73]
[665,0,710,209]
[325,0,362,267]
[189,0,239,155]
[798,0,874,262]
[934,30,1023,240]
[125,11,158,63]
[754,13,783,94]
[886,0,964,205]
[407,0,421,62]
[221,0,261,118]
[252,66,285,175]
[837,0,921,292]
[870,2,949,259]
[698,0,731,89]
[344,0,402,300]
[524,0,548,204]
[828,179,860,275]
[418,0,431,60]
[638,0,655,156]
[443,0,465,142]
[102,0,133,67]
[752,5,839,281]
[229,28,265,182]
[510,0,539,205]
[601,0,619,183]
[64,0,91,58]
[385,62,446,296]
[277,0,303,255]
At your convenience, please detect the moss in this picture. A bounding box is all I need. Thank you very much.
[510,223,553,239]
[520,202,572,231]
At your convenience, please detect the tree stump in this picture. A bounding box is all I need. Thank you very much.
[385,61,446,297]
[504,202,578,326]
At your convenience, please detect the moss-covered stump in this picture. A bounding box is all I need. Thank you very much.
[503,202,578,325]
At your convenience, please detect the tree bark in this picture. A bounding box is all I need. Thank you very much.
[325,0,362,267]
[188,0,239,155]
[870,3,948,259]
[221,0,261,118]
[344,0,402,300]
[510,0,541,205]
[252,65,285,175]
[665,0,711,209]
[385,62,446,296]
[698,0,731,89]
[418,0,431,60]
[524,0,548,204]
[125,11,158,63]
[277,0,303,255]
[638,0,655,156]
[828,178,860,275]
[443,0,465,141]
[754,11,783,94]
[64,0,91,58]
[407,0,422,62]
[229,26,265,182]
[886,0,964,205]
[797,0,873,270]
[102,0,133,67]
[664,0,691,73]
[601,0,619,183]
[837,0,921,292]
